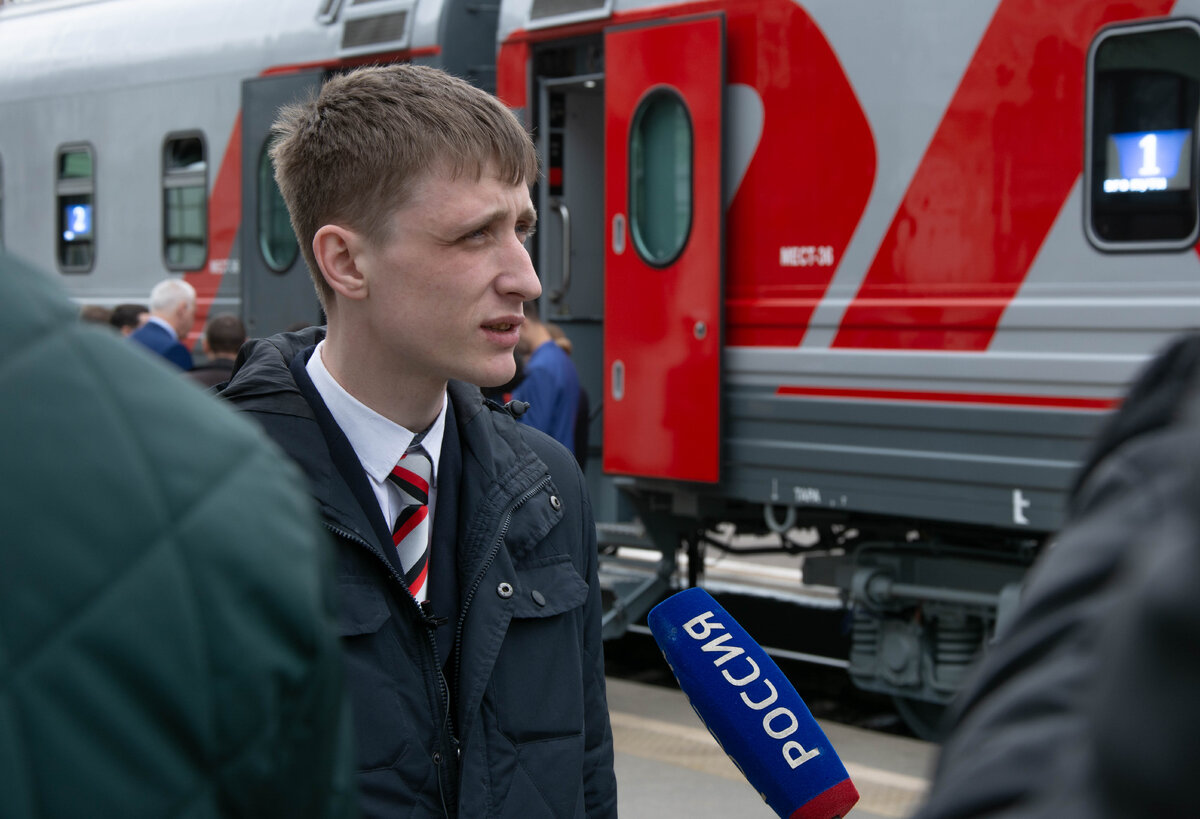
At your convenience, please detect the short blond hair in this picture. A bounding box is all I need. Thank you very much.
[269,64,540,310]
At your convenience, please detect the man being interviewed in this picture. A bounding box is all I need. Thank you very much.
[218,64,616,818]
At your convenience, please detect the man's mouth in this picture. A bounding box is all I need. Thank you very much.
[485,323,515,332]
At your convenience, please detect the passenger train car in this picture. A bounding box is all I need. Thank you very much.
[0,0,499,338]
[493,0,1200,734]
[3,0,1199,735]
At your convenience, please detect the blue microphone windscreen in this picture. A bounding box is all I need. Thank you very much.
[648,587,859,819]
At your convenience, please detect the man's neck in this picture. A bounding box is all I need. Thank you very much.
[318,335,446,432]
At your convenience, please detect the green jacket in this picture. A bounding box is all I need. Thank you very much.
[0,252,356,817]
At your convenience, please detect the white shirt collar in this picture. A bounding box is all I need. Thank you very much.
[305,339,447,486]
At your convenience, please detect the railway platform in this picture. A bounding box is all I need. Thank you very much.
[607,676,935,819]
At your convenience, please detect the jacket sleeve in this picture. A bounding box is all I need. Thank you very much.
[576,465,619,818]
[198,436,359,818]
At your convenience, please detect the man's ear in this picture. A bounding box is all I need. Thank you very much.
[313,225,369,301]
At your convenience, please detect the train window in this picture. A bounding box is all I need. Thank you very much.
[1086,19,1200,251]
[629,88,692,267]
[163,134,208,271]
[56,144,95,273]
[257,141,299,273]
[0,155,4,250]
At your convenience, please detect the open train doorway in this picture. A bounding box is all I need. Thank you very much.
[534,73,616,520]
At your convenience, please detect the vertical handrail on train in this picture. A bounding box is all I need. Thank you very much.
[549,198,571,304]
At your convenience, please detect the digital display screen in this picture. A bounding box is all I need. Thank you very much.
[1086,20,1200,248]
[62,203,93,242]
[1104,128,1192,193]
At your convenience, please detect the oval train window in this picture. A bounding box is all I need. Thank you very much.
[629,88,693,266]
[258,141,299,273]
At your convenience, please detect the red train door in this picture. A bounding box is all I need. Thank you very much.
[602,15,724,483]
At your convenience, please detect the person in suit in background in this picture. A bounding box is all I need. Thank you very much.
[188,313,247,389]
[130,278,195,370]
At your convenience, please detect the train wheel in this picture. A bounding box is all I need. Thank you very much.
[891,696,949,742]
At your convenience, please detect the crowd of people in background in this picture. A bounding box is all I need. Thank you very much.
[81,278,591,459]
[77,277,246,391]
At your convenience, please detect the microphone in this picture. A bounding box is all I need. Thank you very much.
[647,588,860,819]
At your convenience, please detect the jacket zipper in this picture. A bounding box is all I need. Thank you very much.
[452,475,552,712]
[325,522,455,783]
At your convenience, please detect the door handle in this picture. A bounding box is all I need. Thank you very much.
[549,198,571,304]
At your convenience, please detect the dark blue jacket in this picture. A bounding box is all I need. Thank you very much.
[130,317,193,370]
[220,328,617,818]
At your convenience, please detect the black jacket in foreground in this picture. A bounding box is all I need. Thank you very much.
[915,333,1200,818]
[219,327,617,819]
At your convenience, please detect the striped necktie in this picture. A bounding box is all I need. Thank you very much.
[387,441,433,602]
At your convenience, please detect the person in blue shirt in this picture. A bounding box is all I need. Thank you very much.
[512,300,581,455]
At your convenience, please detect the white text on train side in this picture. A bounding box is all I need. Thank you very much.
[683,611,821,770]
[794,486,822,504]
[779,245,835,267]
[1104,176,1168,193]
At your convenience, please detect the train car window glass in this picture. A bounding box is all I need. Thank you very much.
[318,0,343,20]
[257,142,299,273]
[56,144,95,273]
[163,134,208,271]
[0,156,4,250]
[629,88,692,267]
[1086,19,1200,251]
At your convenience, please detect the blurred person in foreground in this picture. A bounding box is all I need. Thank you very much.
[217,64,616,817]
[130,277,196,370]
[512,300,582,457]
[914,332,1200,818]
[188,313,247,389]
[0,250,354,817]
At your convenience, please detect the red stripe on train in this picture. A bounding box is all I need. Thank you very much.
[183,112,242,346]
[776,385,1119,411]
[831,0,1174,352]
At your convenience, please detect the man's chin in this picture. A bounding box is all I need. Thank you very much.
[468,363,517,390]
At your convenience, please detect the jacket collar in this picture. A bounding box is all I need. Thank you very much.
[220,327,552,563]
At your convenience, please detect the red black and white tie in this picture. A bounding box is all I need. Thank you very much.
[387,442,433,602]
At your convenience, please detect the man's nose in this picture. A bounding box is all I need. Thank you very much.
[502,239,542,302]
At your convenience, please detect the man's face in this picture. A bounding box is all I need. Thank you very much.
[351,161,541,391]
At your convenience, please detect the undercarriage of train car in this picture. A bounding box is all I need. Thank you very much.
[597,483,1040,740]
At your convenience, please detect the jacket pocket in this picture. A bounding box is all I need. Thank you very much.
[498,733,587,819]
[337,580,422,773]
[492,556,589,744]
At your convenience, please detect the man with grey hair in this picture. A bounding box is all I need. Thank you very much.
[218,64,616,817]
[130,277,196,370]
